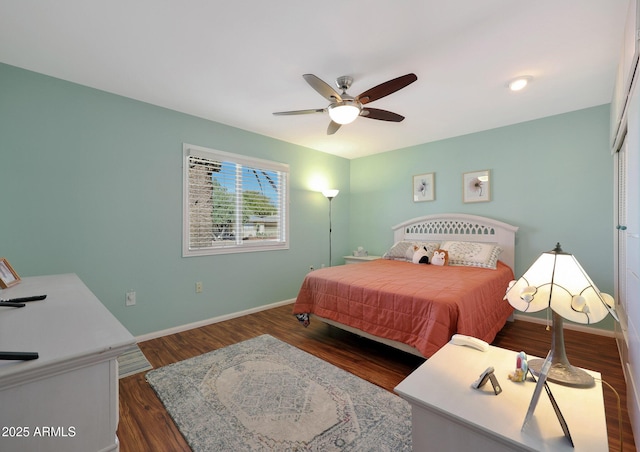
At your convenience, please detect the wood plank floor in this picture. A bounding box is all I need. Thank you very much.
[118,304,636,451]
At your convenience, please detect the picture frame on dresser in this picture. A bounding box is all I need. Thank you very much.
[0,258,20,288]
[463,170,491,203]
[413,172,435,202]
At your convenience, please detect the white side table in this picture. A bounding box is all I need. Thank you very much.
[343,255,381,265]
[394,343,608,451]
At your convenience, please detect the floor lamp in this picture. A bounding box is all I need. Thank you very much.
[504,243,617,388]
[322,189,339,266]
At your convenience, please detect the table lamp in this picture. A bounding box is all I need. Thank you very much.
[504,243,617,388]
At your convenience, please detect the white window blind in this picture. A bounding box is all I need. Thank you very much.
[183,144,289,256]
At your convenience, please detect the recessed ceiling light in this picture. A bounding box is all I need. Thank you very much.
[508,76,533,91]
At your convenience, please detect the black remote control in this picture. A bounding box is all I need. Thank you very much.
[0,351,39,360]
[0,295,47,303]
[0,302,26,307]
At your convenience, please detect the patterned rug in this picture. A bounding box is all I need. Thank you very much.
[146,335,411,451]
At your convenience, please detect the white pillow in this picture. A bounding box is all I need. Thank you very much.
[440,241,503,269]
[383,241,441,261]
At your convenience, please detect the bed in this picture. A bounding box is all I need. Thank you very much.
[292,213,519,358]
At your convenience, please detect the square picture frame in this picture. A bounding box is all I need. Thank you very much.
[463,170,491,203]
[413,172,435,202]
[0,258,20,289]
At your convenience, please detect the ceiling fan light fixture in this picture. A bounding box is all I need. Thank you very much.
[508,75,533,91]
[274,73,416,133]
[328,101,361,124]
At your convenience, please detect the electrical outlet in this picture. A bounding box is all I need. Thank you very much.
[125,290,136,306]
[195,281,203,293]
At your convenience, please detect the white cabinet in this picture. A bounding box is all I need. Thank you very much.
[611,0,639,148]
[0,274,135,452]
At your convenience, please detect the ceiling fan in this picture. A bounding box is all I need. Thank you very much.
[273,73,417,135]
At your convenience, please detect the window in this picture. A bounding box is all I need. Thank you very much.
[183,144,289,256]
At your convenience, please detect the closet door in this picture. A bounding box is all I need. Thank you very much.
[612,0,640,441]
[615,140,628,352]
[617,76,640,440]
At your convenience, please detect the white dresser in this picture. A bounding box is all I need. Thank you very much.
[0,274,135,452]
[395,343,608,451]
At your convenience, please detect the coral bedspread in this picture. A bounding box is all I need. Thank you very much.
[292,259,515,358]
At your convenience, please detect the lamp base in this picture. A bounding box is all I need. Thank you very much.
[528,358,595,388]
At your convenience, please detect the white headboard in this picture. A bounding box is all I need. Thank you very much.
[392,213,519,269]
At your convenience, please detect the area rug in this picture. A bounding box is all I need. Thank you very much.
[145,335,411,451]
[118,346,153,378]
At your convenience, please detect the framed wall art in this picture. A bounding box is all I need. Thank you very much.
[413,172,435,202]
[0,258,20,289]
[463,170,491,203]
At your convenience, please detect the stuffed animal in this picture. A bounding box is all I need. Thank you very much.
[412,245,430,264]
[431,249,449,266]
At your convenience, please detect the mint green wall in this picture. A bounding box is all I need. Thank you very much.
[350,105,615,330]
[0,63,350,336]
[0,62,615,335]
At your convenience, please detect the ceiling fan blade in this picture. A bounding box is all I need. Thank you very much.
[273,108,325,116]
[327,121,341,135]
[303,74,343,102]
[361,108,405,122]
[356,73,417,105]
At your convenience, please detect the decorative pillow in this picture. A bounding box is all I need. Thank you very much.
[412,245,430,264]
[440,241,503,269]
[383,241,441,261]
[418,241,441,259]
[431,249,449,266]
[382,241,413,261]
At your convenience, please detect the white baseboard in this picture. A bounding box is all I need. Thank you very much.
[513,313,615,338]
[135,299,615,343]
[135,298,296,343]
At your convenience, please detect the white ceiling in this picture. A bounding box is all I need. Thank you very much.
[0,1,630,159]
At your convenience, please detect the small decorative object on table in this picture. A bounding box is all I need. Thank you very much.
[471,366,502,395]
[353,247,368,257]
[0,258,20,289]
[508,351,529,382]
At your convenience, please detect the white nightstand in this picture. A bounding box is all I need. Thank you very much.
[394,343,608,451]
[343,255,381,264]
